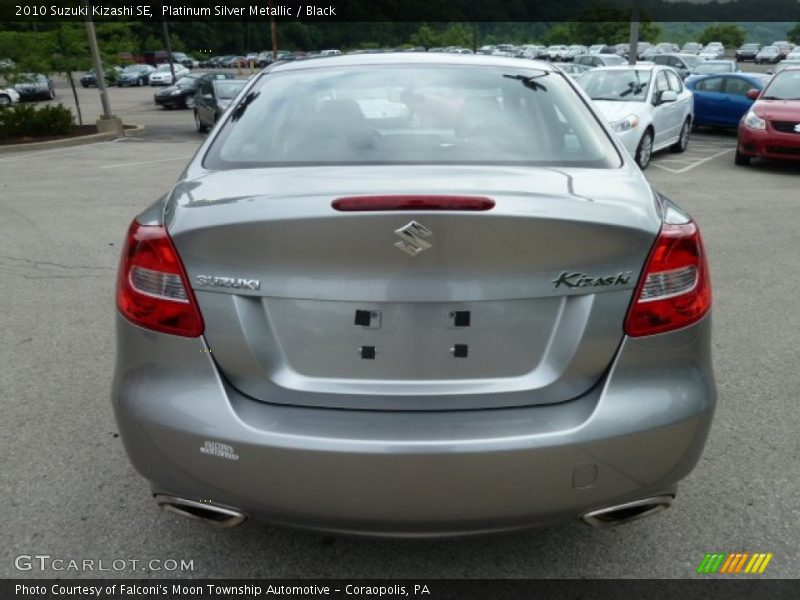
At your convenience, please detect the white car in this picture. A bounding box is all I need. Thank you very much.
[546,45,569,61]
[148,63,189,86]
[578,65,694,169]
[0,86,20,106]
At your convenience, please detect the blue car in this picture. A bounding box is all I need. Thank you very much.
[687,72,771,129]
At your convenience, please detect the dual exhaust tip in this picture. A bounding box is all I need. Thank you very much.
[155,494,673,530]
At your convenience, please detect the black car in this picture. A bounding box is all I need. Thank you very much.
[13,73,55,100]
[736,43,761,62]
[194,78,247,132]
[80,67,122,87]
[117,64,155,87]
[154,72,233,109]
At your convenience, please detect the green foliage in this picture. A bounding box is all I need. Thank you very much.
[788,23,800,45]
[0,103,74,139]
[698,24,746,48]
[409,23,472,48]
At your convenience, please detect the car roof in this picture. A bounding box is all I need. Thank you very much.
[268,52,559,73]
[587,64,664,72]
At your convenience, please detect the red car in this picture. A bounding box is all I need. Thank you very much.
[736,67,800,165]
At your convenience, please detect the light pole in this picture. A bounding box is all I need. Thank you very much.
[628,2,641,65]
[83,0,122,134]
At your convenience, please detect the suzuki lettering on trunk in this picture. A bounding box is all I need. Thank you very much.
[112,54,715,537]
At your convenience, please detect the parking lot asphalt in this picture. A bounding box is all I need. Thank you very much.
[1,68,799,579]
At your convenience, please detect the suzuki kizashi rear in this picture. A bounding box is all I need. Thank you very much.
[112,54,715,536]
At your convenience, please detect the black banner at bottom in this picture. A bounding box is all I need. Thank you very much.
[3,579,800,600]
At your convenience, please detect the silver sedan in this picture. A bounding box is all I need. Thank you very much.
[112,53,715,537]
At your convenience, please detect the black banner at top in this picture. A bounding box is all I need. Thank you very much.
[2,0,800,22]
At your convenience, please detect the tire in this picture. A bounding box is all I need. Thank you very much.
[185,95,195,110]
[138,78,144,87]
[195,110,208,133]
[635,129,654,169]
[0,94,10,107]
[670,119,691,153]
[47,88,55,100]
[734,149,751,166]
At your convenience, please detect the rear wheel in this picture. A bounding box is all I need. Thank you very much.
[670,119,691,152]
[185,95,196,110]
[734,149,751,166]
[47,88,55,100]
[195,110,208,133]
[635,130,653,169]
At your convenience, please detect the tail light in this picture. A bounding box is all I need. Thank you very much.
[332,195,495,211]
[117,221,204,337]
[624,220,711,337]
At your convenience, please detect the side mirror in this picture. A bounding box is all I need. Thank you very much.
[658,90,678,104]
[746,88,760,100]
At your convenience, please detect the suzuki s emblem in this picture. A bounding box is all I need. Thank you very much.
[394,221,433,256]
[794,123,800,133]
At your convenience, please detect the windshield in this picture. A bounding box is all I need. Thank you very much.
[156,64,177,72]
[204,65,620,169]
[761,69,800,100]
[761,47,779,54]
[176,76,197,86]
[214,80,247,99]
[694,63,732,74]
[578,69,651,102]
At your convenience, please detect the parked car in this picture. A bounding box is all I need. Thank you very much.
[154,72,235,110]
[80,66,122,88]
[735,43,761,62]
[681,42,703,55]
[755,46,782,64]
[786,50,800,61]
[588,44,605,54]
[656,43,680,53]
[117,64,155,87]
[172,53,200,69]
[736,67,800,165]
[13,73,55,100]
[567,45,588,59]
[0,86,20,106]
[575,53,626,68]
[641,47,666,60]
[771,59,800,74]
[652,53,703,79]
[772,41,795,59]
[193,78,247,132]
[148,63,189,86]
[703,42,725,59]
[113,54,715,536]
[0,58,15,71]
[578,64,694,168]
[546,45,569,61]
[687,72,771,129]
[552,62,592,78]
[686,60,740,85]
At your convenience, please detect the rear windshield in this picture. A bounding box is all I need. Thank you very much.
[214,80,247,99]
[204,64,620,169]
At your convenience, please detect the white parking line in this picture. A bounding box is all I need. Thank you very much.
[651,148,734,174]
[0,141,116,165]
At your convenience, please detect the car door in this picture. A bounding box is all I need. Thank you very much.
[195,77,213,126]
[666,69,692,132]
[691,76,725,127]
[720,76,760,128]
[650,70,676,147]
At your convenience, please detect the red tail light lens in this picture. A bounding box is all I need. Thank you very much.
[117,221,204,337]
[624,221,711,337]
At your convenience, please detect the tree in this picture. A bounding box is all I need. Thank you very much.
[698,24,745,48]
[788,23,800,45]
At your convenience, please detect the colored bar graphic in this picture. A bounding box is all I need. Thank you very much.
[698,553,773,574]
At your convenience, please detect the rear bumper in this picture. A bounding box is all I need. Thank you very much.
[112,314,715,536]
[738,126,800,161]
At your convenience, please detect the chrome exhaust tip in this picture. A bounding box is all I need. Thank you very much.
[155,495,246,528]
[581,495,674,528]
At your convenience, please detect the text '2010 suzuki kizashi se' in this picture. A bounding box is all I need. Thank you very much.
[112,54,715,537]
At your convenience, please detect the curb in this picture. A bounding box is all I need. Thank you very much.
[0,124,146,154]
